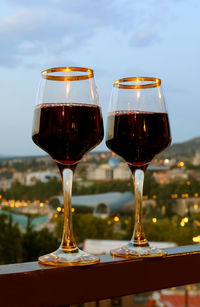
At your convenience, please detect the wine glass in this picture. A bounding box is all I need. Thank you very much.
[106,77,171,258]
[32,67,104,265]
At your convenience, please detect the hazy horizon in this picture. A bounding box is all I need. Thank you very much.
[0,135,199,159]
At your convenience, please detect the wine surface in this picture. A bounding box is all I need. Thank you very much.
[32,103,104,165]
[106,111,171,166]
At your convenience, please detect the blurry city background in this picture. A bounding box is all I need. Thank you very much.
[1,136,200,306]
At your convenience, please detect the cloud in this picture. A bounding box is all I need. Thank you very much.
[17,41,40,55]
[130,29,161,48]
[0,2,125,67]
[0,9,46,38]
[0,0,181,67]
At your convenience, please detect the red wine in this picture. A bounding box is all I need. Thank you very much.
[106,111,171,166]
[32,103,104,165]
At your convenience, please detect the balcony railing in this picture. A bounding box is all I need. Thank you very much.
[0,244,200,307]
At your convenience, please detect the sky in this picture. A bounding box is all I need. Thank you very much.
[0,0,199,156]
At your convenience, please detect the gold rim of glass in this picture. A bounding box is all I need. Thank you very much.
[41,67,94,81]
[113,77,161,89]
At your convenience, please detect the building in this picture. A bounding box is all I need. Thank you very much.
[86,163,131,181]
[193,152,200,166]
[173,197,200,216]
[50,191,134,218]
[87,164,112,180]
[13,172,26,185]
[153,168,188,184]
[113,163,131,180]
[25,170,59,185]
[0,178,12,190]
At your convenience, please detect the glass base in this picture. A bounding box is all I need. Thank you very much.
[110,242,167,258]
[38,247,100,266]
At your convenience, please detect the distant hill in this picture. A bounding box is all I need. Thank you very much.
[0,155,11,159]
[1,137,200,161]
[161,137,200,158]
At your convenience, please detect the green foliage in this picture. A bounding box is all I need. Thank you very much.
[3,179,61,201]
[143,172,200,201]
[121,216,133,240]
[0,214,22,264]
[0,171,12,179]
[185,161,200,172]
[143,172,159,197]
[74,214,114,243]
[123,216,200,246]
[21,215,58,261]
[73,180,132,195]
[145,219,200,246]
[0,213,58,264]
[22,226,58,262]
[1,210,200,265]
[55,213,114,244]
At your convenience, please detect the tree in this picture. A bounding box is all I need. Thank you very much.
[0,214,22,264]
[21,217,58,262]
[55,213,114,244]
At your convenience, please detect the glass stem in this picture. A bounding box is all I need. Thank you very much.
[58,165,77,252]
[131,169,149,247]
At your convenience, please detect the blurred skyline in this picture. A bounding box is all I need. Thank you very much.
[0,0,199,156]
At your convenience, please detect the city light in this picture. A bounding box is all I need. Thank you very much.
[194,204,198,210]
[194,220,200,226]
[161,205,166,214]
[177,161,184,167]
[171,194,178,199]
[1,192,199,208]
[181,193,189,198]
[180,217,189,227]
[193,235,200,243]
